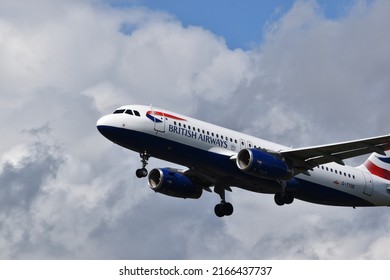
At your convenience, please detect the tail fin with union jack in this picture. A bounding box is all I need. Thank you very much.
[361,152,390,180]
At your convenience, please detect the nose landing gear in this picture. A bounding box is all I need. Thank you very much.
[136,151,150,178]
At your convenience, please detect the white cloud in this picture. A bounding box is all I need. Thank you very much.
[1,0,390,260]
[363,236,390,259]
[253,0,390,143]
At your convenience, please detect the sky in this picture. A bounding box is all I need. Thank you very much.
[111,0,358,49]
[0,0,390,259]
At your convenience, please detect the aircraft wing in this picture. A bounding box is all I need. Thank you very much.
[280,134,390,169]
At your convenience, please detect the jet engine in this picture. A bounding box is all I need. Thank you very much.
[148,168,202,199]
[236,148,293,180]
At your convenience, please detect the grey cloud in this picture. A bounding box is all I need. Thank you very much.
[22,123,52,138]
[0,138,65,259]
[0,141,63,213]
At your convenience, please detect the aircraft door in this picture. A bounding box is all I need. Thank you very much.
[151,108,165,133]
[362,171,374,196]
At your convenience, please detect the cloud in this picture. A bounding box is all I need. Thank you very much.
[255,0,390,142]
[0,141,62,213]
[0,0,390,259]
[0,138,63,258]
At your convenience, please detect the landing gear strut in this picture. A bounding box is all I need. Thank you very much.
[214,184,233,217]
[135,151,150,178]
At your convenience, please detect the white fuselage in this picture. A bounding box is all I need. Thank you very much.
[97,105,390,208]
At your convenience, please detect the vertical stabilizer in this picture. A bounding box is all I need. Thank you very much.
[360,151,390,180]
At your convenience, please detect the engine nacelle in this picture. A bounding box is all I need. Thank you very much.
[236,149,292,180]
[148,168,202,199]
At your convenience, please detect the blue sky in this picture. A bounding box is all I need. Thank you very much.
[110,0,358,49]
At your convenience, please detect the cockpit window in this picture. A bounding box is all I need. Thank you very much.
[114,108,141,117]
[113,109,125,114]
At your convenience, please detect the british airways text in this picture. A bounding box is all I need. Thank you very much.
[168,124,228,148]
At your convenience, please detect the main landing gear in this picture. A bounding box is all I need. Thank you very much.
[274,191,294,206]
[214,184,233,217]
[135,151,150,178]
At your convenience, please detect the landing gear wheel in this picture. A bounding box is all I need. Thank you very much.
[213,183,234,217]
[223,202,234,216]
[283,192,294,204]
[214,204,225,218]
[274,192,294,206]
[214,202,234,217]
[136,151,150,178]
[274,193,285,206]
[136,168,148,178]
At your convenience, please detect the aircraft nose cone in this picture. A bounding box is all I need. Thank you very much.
[96,115,110,128]
[97,116,106,131]
[96,114,126,145]
[96,122,107,136]
[96,115,115,138]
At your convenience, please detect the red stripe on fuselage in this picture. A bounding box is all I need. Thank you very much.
[365,161,390,180]
[146,111,186,121]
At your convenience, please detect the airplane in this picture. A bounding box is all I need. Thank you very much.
[97,105,390,217]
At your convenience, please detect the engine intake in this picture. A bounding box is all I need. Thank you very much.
[148,168,202,199]
[237,149,292,180]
